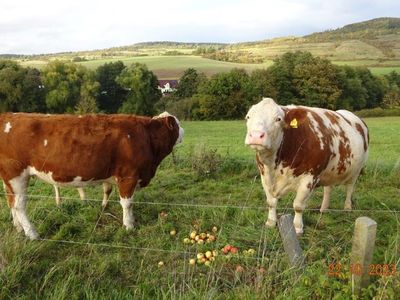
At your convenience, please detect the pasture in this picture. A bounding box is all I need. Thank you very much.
[0,117,399,299]
[18,55,400,79]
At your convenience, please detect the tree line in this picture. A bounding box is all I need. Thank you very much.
[1,51,400,119]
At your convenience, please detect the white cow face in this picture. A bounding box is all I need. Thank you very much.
[155,111,184,145]
[245,98,285,152]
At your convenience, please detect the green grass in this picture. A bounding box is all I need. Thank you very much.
[19,55,400,78]
[1,117,399,299]
[19,56,274,79]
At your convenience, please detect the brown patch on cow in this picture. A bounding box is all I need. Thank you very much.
[280,169,284,175]
[3,182,15,208]
[337,128,352,174]
[324,111,339,125]
[355,123,368,151]
[256,153,265,175]
[294,207,303,213]
[278,108,333,177]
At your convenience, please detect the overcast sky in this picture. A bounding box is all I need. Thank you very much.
[1,0,399,55]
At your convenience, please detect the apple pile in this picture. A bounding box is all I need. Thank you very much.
[183,226,218,245]
[189,250,218,267]
[221,244,238,254]
[243,248,256,256]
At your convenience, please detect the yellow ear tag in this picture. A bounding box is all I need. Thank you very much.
[290,118,298,128]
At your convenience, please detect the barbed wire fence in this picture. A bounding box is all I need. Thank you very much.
[0,144,399,278]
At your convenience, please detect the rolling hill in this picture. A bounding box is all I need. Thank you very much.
[6,17,400,78]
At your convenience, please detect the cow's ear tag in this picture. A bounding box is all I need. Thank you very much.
[290,118,298,128]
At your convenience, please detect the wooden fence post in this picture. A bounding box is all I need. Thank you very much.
[350,216,377,296]
[277,214,305,268]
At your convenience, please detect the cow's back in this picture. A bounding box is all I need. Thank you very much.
[279,106,368,187]
[0,113,152,182]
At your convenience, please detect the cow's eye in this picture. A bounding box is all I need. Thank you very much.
[276,117,282,122]
[245,115,250,120]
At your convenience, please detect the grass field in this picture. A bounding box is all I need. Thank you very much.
[18,55,400,79]
[0,117,399,299]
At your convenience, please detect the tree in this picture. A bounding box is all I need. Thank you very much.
[75,71,100,114]
[197,68,253,119]
[250,69,278,100]
[293,57,341,109]
[95,61,126,113]
[116,63,161,115]
[336,66,368,110]
[42,60,87,113]
[0,60,24,112]
[0,60,45,112]
[174,68,206,99]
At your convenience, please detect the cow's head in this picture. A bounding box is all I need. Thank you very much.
[245,98,285,152]
[153,111,184,145]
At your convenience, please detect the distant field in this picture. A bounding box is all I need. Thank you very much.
[0,117,399,298]
[18,55,400,78]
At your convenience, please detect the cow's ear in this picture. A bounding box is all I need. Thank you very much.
[165,116,176,130]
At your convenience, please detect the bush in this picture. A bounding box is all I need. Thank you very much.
[189,144,222,177]
[354,107,400,118]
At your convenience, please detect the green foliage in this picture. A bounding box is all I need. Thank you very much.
[174,68,206,99]
[197,68,254,119]
[95,61,127,113]
[75,72,100,114]
[355,107,400,118]
[42,60,88,113]
[0,60,45,112]
[117,63,161,115]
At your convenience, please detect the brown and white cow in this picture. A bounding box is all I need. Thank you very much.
[0,112,184,240]
[245,98,369,234]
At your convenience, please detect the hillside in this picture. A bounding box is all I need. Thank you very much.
[305,17,400,41]
[7,17,400,78]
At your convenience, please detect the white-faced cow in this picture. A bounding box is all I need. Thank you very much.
[0,112,184,240]
[245,98,369,235]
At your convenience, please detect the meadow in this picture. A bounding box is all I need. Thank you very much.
[0,117,399,299]
[18,55,400,79]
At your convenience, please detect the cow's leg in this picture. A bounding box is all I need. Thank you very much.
[54,185,61,205]
[259,173,278,227]
[266,196,278,227]
[293,180,314,235]
[344,183,355,210]
[117,177,138,230]
[320,186,332,212]
[77,188,85,201]
[8,176,39,240]
[4,182,23,232]
[102,182,112,208]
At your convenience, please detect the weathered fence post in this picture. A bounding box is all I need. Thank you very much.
[350,216,377,296]
[277,214,305,268]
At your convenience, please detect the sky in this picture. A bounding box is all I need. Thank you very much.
[1,0,399,55]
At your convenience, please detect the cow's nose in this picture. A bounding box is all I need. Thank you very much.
[250,131,265,139]
[245,130,266,145]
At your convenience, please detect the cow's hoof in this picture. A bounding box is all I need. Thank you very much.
[14,223,24,233]
[319,207,328,213]
[27,230,39,240]
[265,219,276,227]
[124,224,135,231]
[344,205,352,211]
[295,228,304,236]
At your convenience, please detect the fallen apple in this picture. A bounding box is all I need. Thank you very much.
[189,259,196,265]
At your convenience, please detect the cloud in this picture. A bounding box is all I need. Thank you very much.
[0,0,399,54]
